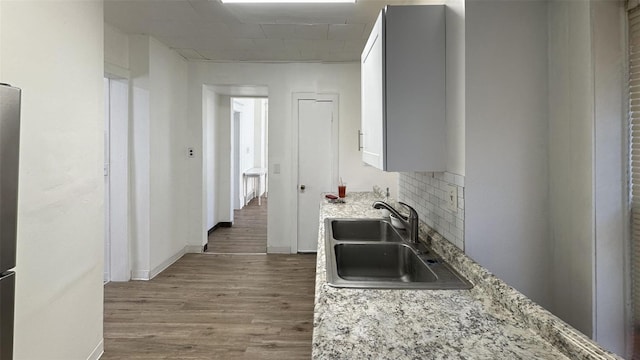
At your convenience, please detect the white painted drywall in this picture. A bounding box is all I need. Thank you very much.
[129,35,152,278]
[260,99,269,196]
[547,0,595,336]
[445,0,465,176]
[1,1,104,358]
[464,0,551,309]
[204,86,217,231]
[129,35,191,276]
[254,99,263,170]
[104,23,129,78]
[108,78,131,282]
[463,1,627,351]
[187,62,398,253]
[216,94,233,224]
[235,98,257,205]
[253,98,267,197]
[547,0,628,352]
[148,37,189,271]
[591,2,626,353]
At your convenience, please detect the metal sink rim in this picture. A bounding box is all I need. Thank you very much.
[328,218,405,242]
[324,218,473,290]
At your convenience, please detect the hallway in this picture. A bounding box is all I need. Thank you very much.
[103,253,316,359]
[207,197,267,254]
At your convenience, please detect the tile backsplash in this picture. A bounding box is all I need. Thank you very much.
[398,172,465,250]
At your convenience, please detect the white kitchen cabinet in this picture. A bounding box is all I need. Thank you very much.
[360,5,446,172]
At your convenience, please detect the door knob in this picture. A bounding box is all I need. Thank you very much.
[300,185,306,191]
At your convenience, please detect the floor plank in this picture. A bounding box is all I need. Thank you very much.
[103,253,317,360]
[207,197,267,254]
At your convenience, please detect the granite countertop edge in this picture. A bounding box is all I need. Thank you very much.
[425,224,621,360]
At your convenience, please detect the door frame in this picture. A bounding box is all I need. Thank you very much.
[104,78,111,283]
[291,92,339,253]
[104,75,130,282]
[232,109,242,213]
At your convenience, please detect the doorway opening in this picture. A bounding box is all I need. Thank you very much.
[202,85,269,254]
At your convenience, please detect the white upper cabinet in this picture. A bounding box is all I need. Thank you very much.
[360,5,446,172]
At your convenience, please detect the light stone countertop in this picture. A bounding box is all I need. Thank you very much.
[312,192,621,360]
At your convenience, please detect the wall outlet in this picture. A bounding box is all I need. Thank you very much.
[446,184,458,213]
[187,147,195,158]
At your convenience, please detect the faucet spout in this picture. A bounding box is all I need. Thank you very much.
[372,201,419,244]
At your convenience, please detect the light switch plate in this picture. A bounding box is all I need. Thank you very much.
[446,184,458,213]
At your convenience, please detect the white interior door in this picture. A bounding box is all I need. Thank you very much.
[297,96,338,252]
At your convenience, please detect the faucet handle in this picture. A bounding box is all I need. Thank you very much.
[398,202,418,219]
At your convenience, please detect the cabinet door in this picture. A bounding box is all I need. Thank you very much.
[361,12,384,169]
[385,5,445,171]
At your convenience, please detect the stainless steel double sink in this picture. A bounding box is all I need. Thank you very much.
[325,218,472,290]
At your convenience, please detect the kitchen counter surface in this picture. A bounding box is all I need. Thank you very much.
[312,192,621,360]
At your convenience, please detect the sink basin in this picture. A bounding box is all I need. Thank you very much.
[335,243,437,282]
[330,219,403,242]
[325,218,472,290]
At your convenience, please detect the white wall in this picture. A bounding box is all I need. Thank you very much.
[129,35,152,278]
[254,99,264,172]
[216,94,233,224]
[253,98,268,197]
[104,23,129,78]
[548,0,627,352]
[106,78,131,282]
[464,0,551,308]
[234,98,256,205]
[547,0,595,337]
[129,35,191,278]
[230,97,267,204]
[187,62,398,253]
[592,1,626,353]
[1,1,104,359]
[462,1,627,354]
[148,37,190,272]
[204,86,217,231]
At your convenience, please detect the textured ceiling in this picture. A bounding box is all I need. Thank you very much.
[104,0,440,62]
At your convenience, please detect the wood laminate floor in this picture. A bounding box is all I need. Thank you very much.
[207,196,267,254]
[103,253,317,359]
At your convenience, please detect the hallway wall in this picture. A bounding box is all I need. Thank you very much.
[129,35,191,279]
[1,1,105,358]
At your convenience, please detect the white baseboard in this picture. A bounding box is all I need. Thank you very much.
[184,245,204,253]
[131,270,150,281]
[130,245,200,281]
[149,247,186,279]
[267,246,291,254]
[87,339,104,360]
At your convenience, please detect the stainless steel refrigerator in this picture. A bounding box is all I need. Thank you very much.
[0,84,20,360]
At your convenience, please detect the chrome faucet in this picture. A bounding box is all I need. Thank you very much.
[372,201,419,244]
